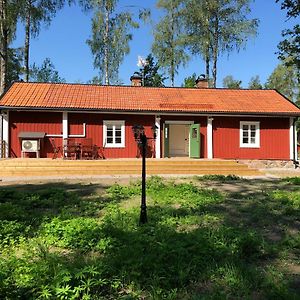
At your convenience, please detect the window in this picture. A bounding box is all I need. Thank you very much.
[103,121,125,148]
[240,121,260,148]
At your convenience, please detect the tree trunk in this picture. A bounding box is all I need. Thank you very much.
[104,6,109,85]
[24,2,31,82]
[170,3,175,87]
[0,0,8,95]
[212,16,219,88]
[205,44,210,82]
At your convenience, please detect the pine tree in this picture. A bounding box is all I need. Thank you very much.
[223,75,242,89]
[248,75,263,89]
[135,54,166,87]
[30,57,65,83]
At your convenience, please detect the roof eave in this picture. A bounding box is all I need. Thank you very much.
[1,105,300,117]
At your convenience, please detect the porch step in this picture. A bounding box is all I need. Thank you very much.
[0,159,262,178]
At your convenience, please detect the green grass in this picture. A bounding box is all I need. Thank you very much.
[0,176,299,299]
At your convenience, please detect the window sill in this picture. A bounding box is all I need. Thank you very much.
[104,144,125,148]
[240,145,260,149]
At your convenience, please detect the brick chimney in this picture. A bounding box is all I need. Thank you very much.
[130,72,142,86]
[195,74,209,88]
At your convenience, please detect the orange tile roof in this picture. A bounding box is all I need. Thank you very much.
[1,82,299,115]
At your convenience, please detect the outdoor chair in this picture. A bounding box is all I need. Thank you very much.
[63,138,79,159]
[81,138,94,159]
[50,138,62,159]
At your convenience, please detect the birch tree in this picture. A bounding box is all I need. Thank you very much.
[184,0,258,87]
[20,0,70,82]
[0,0,18,94]
[152,0,188,87]
[84,0,139,85]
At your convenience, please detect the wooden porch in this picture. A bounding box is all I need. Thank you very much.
[0,158,262,178]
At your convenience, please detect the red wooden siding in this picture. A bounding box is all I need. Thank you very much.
[9,111,62,158]
[68,113,155,158]
[213,117,290,160]
[161,116,207,158]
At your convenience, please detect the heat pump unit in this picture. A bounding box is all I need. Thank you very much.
[22,140,40,152]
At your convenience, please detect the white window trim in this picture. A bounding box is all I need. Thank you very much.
[103,120,125,148]
[240,121,260,148]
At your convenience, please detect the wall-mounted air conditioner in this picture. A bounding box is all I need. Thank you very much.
[22,140,40,152]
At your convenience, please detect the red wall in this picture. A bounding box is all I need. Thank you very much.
[213,116,290,160]
[9,112,291,160]
[68,113,155,159]
[10,111,156,159]
[9,111,62,158]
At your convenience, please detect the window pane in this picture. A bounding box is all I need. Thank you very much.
[115,137,122,144]
[107,137,113,143]
[243,125,248,131]
[107,129,113,137]
[243,137,248,144]
[250,137,256,144]
[250,125,256,131]
[115,129,122,137]
[251,131,256,138]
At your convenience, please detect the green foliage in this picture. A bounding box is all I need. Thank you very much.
[282,176,300,185]
[196,174,241,182]
[41,217,104,250]
[276,0,300,70]
[222,75,242,89]
[265,62,299,102]
[184,0,259,87]
[30,58,66,83]
[182,73,197,88]
[134,54,166,87]
[152,0,189,87]
[7,47,23,85]
[248,75,263,89]
[0,178,299,299]
[85,0,139,85]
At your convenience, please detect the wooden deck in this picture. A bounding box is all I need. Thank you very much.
[0,158,263,178]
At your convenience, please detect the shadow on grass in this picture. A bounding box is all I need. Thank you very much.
[0,179,299,299]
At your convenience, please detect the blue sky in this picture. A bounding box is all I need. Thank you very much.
[12,0,297,88]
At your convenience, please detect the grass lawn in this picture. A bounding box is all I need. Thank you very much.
[0,176,299,299]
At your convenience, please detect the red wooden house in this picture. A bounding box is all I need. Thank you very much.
[0,77,299,161]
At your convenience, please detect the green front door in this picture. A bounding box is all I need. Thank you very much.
[163,124,170,157]
[189,124,200,158]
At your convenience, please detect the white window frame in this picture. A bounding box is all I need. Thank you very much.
[240,121,260,148]
[103,120,125,148]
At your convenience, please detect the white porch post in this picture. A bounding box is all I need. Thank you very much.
[2,111,9,158]
[155,115,161,159]
[295,121,298,161]
[62,112,68,154]
[207,117,213,159]
[290,117,297,161]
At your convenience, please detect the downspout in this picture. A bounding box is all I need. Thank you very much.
[293,117,299,168]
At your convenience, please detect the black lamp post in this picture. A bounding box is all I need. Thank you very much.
[132,124,158,224]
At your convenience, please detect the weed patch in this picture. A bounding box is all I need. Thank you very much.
[0,177,299,299]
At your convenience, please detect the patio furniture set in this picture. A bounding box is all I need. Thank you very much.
[51,138,105,160]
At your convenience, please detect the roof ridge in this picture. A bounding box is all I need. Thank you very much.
[12,81,275,92]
